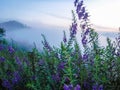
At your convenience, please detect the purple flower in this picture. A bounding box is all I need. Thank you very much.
[42,40,52,52]
[58,62,66,70]
[63,84,73,90]
[15,56,22,66]
[81,24,86,29]
[70,22,77,38]
[116,51,120,56]
[8,46,15,54]
[0,56,5,63]
[74,0,79,6]
[63,84,81,90]
[82,36,87,45]
[12,71,21,84]
[76,0,83,13]
[74,84,81,90]
[52,73,60,82]
[92,84,98,90]
[84,28,90,35]
[75,0,91,46]
[82,54,88,60]
[77,7,85,20]
[69,84,73,89]
[81,7,86,14]
[78,12,84,20]
[98,85,103,90]
[2,79,12,89]
[81,28,90,46]
[64,84,70,90]
[42,34,52,51]
[83,13,89,20]
[71,23,77,35]
[63,36,67,43]
[76,2,85,20]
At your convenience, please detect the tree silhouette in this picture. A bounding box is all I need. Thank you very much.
[0,28,5,37]
[0,28,6,44]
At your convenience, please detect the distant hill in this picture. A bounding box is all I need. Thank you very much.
[0,20,28,30]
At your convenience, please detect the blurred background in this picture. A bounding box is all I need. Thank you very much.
[0,0,119,49]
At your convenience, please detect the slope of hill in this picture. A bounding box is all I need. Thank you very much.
[0,20,28,30]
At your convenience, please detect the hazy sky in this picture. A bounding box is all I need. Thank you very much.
[0,0,120,29]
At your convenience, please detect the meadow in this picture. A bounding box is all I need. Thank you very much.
[0,0,120,90]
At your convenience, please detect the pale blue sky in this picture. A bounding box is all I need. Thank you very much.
[0,0,120,30]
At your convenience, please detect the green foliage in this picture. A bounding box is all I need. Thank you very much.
[0,28,120,90]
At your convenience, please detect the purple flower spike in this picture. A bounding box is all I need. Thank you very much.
[74,0,79,6]
[75,0,91,46]
[63,84,70,90]
[76,0,83,13]
[70,22,78,38]
[12,71,21,84]
[74,84,81,90]
[15,56,22,66]
[0,56,5,63]
[8,46,15,54]
[42,34,52,52]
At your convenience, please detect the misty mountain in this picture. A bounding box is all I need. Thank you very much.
[0,20,28,30]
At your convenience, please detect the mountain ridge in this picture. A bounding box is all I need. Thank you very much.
[0,20,29,30]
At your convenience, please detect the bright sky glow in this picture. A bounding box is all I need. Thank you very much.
[0,0,120,31]
[86,0,120,28]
